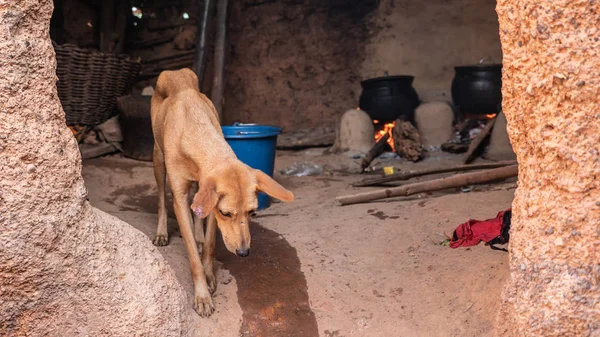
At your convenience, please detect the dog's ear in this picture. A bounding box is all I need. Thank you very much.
[191,176,218,219]
[254,170,294,202]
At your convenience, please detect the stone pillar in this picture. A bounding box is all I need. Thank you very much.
[496,0,600,335]
[0,1,191,335]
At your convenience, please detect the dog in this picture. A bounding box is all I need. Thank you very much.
[150,68,294,316]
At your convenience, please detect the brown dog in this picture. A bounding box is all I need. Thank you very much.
[150,68,294,316]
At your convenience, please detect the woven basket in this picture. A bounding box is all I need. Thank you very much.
[54,43,141,126]
[116,95,154,162]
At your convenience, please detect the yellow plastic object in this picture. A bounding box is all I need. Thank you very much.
[383,166,395,175]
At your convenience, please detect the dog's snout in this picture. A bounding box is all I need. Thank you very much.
[235,248,250,257]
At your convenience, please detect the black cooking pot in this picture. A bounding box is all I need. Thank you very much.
[359,75,420,122]
[451,62,502,115]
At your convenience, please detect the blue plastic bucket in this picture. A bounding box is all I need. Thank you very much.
[222,122,282,210]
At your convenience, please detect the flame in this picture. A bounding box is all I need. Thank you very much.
[374,121,396,151]
[486,113,497,119]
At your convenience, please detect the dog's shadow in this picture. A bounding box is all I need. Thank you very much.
[215,221,319,337]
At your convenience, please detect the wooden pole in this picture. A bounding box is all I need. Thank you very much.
[360,133,390,171]
[113,0,128,55]
[193,0,213,87]
[336,165,518,206]
[352,160,517,187]
[463,115,497,164]
[211,0,229,121]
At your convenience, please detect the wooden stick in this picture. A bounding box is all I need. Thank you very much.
[336,165,518,206]
[360,133,390,171]
[193,0,213,86]
[211,0,229,121]
[464,116,497,164]
[353,160,517,187]
[441,142,469,154]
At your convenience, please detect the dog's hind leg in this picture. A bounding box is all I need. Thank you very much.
[170,177,214,317]
[152,144,169,246]
[202,212,217,294]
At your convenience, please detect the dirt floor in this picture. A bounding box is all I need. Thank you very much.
[81,149,515,337]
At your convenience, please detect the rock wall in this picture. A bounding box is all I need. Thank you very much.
[495,0,600,335]
[0,1,191,335]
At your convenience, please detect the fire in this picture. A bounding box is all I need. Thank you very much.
[374,120,396,151]
[465,113,499,120]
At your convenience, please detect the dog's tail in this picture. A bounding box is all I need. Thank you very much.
[153,68,199,105]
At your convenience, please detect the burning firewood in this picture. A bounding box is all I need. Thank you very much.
[360,133,390,172]
[361,119,424,171]
[441,113,499,154]
[464,115,498,164]
[392,120,423,162]
[373,120,396,150]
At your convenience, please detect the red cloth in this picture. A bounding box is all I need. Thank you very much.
[450,210,507,248]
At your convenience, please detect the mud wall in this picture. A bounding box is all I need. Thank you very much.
[362,0,502,101]
[51,0,503,131]
[224,0,502,131]
[223,0,377,130]
[495,0,600,335]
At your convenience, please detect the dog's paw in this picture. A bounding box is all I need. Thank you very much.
[194,294,215,317]
[152,234,169,246]
[205,271,217,294]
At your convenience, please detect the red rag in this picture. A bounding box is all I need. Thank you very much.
[450,210,507,249]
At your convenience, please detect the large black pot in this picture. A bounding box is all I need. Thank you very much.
[451,63,502,115]
[359,75,420,122]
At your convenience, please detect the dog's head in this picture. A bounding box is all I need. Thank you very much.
[190,161,294,257]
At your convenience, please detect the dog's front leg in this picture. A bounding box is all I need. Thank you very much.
[193,213,205,250]
[202,211,218,294]
[171,178,214,317]
[192,183,205,250]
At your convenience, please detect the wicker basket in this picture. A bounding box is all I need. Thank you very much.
[116,95,154,162]
[54,43,141,126]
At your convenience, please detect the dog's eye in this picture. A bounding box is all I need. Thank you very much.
[248,210,257,217]
[219,210,231,217]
